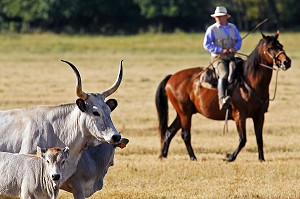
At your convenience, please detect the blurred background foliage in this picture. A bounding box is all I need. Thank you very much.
[0,0,298,34]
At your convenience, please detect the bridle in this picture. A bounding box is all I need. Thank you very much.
[262,47,286,71]
[260,47,288,101]
[236,46,285,105]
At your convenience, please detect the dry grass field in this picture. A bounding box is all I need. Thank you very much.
[0,32,300,198]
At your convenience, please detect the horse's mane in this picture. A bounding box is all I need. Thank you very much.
[243,34,279,77]
[243,39,264,76]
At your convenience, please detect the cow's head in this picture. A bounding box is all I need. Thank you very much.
[62,60,122,144]
[38,146,69,189]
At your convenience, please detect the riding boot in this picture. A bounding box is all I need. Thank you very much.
[217,78,231,110]
[228,60,236,84]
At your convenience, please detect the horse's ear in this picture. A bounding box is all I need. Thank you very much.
[274,30,280,40]
[261,32,267,40]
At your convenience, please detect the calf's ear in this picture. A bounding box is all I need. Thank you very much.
[76,99,87,112]
[37,146,47,158]
[106,99,118,112]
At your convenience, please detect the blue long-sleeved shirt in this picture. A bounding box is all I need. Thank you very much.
[203,22,242,54]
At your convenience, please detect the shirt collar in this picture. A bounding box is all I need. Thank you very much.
[216,22,229,28]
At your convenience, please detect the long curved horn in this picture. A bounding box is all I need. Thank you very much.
[101,60,123,98]
[61,60,88,100]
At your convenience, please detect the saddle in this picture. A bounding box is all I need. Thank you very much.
[199,57,244,90]
[199,66,218,89]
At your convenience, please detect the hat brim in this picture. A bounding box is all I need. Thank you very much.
[211,13,231,18]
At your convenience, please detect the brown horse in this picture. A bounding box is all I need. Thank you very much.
[155,31,291,162]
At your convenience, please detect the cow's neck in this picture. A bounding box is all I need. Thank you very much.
[39,160,58,199]
[52,105,89,154]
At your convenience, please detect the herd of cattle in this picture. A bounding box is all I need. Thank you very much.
[0,60,128,199]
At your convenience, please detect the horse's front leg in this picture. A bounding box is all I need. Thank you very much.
[181,115,197,161]
[226,117,247,162]
[253,114,265,161]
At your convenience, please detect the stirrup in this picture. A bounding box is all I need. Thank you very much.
[219,96,231,110]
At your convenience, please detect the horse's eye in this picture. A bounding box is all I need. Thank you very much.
[93,111,100,116]
[46,160,50,164]
[62,160,65,165]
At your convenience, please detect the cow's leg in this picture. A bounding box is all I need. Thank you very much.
[180,114,197,161]
[21,184,30,199]
[73,192,86,199]
[20,130,40,154]
[226,116,247,162]
[161,115,181,158]
[253,114,265,161]
[68,183,86,199]
[21,190,35,199]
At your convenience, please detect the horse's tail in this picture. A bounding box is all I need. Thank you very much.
[155,75,172,142]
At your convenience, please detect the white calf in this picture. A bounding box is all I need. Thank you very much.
[0,147,69,199]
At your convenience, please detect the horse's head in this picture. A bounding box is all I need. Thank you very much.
[261,31,291,71]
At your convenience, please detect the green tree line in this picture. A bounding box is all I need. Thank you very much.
[0,0,298,34]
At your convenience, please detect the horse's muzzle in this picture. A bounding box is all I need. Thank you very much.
[280,58,291,71]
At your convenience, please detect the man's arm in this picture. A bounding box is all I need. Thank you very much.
[233,25,242,51]
[203,27,223,54]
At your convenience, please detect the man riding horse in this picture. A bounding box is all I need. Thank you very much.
[203,6,242,110]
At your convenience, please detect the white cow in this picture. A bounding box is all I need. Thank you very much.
[0,60,123,185]
[0,146,69,199]
[61,138,129,199]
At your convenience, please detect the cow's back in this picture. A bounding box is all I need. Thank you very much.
[0,110,27,152]
[0,105,75,154]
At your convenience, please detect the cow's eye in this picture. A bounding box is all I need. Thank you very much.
[93,111,100,116]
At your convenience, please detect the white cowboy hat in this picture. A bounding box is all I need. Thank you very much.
[211,6,231,18]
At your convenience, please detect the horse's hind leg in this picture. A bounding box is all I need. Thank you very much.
[160,115,181,158]
[181,114,197,161]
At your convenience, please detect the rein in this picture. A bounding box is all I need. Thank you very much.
[260,48,284,101]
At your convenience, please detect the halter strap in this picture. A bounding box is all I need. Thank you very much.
[262,48,285,71]
[274,50,285,59]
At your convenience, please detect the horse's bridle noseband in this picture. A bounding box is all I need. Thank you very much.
[263,48,286,68]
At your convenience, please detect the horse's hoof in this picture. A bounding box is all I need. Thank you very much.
[259,159,265,162]
[190,157,197,161]
[224,153,236,162]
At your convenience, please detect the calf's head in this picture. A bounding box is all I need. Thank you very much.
[38,146,69,189]
[62,60,123,144]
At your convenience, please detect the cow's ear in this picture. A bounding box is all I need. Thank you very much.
[106,99,118,112]
[76,99,87,112]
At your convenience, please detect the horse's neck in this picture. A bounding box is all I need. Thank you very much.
[243,52,273,96]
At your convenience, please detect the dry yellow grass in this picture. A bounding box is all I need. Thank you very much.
[0,32,300,198]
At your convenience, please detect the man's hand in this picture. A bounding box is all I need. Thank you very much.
[222,49,229,54]
[229,48,236,53]
[222,48,236,54]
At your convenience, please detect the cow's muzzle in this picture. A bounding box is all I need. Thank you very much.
[52,174,61,181]
[112,134,121,143]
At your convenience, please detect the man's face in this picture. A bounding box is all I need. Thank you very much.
[215,15,228,25]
